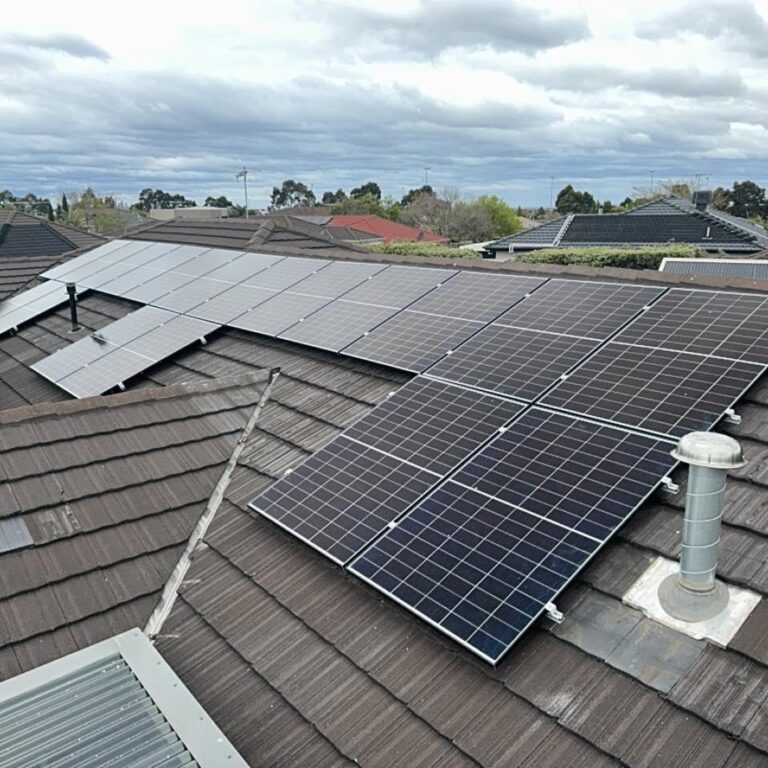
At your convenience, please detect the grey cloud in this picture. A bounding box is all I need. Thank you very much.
[1,65,766,208]
[516,64,745,98]
[6,32,110,61]
[636,0,768,59]
[317,0,590,58]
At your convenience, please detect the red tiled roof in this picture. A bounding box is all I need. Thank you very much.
[329,215,447,243]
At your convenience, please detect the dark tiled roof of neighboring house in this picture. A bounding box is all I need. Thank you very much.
[128,215,370,258]
[488,199,762,254]
[329,215,448,243]
[4,254,768,765]
[0,212,104,300]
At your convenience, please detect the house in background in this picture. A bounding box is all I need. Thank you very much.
[0,211,105,299]
[485,196,766,258]
[328,214,448,244]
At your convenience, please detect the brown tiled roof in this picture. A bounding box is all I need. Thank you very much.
[3,256,768,765]
[0,212,104,300]
[127,215,371,259]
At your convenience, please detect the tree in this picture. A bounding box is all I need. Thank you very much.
[269,179,316,210]
[476,196,521,238]
[134,188,197,212]
[321,189,347,205]
[61,193,69,215]
[204,195,233,208]
[714,181,768,220]
[400,185,433,207]
[555,185,598,214]
[350,182,381,200]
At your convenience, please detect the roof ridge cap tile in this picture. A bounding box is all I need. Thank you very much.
[0,371,271,425]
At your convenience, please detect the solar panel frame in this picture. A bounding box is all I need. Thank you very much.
[0,281,78,335]
[229,292,334,337]
[186,283,274,324]
[121,271,199,304]
[342,311,485,373]
[494,280,665,339]
[340,265,458,309]
[151,278,234,313]
[250,435,441,565]
[405,273,548,322]
[343,377,525,475]
[612,288,768,364]
[540,342,765,438]
[278,300,399,352]
[349,481,601,664]
[426,325,600,400]
[31,334,120,383]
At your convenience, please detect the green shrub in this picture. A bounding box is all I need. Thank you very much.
[367,240,478,259]
[517,244,701,270]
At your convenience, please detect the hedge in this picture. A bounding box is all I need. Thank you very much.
[367,240,478,259]
[517,244,701,270]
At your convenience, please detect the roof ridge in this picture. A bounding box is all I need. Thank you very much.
[0,370,272,425]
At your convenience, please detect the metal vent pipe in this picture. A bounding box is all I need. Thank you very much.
[66,283,79,332]
[658,432,746,622]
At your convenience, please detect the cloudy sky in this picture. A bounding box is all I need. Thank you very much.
[2,0,767,207]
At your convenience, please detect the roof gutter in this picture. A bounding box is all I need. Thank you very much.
[145,367,281,638]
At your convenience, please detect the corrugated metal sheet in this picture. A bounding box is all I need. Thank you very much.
[0,654,198,767]
[0,629,248,767]
[661,259,768,279]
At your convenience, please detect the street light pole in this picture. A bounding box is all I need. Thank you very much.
[236,168,249,218]
[424,166,431,186]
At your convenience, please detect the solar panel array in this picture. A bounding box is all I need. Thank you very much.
[8,238,768,663]
[31,306,218,397]
[0,281,79,336]
[427,280,663,400]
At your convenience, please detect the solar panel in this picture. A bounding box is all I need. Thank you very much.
[31,306,220,397]
[152,278,232,313]
[344,377,525,475]
[124,314,218,362]
[0,281,75,335]
[95,266,171,297]
[202,252,283,284]
[541,342,765,438]
[250,436,440,565]
[614,289,768,364]
[494,280,664,339]
[451,408,676,540]
[172,248,243,277]
[278,300,398,352]
[55,347,153,397]
[427,325,599,400]
[287,260,388,299]
[406,273,547,322]
[350,481,601,664]
[134,243,207,271]
[242,257,329,290]
[186,284,272,324]
[341,265,457,308]
[121,272,198,304]
[229,292,333,337]
[350,408,676,663]
[43,239,129,280]
[59,241,157,285]
[342,312,485,373]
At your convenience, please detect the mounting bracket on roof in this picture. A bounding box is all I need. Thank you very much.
[660,476,680,495]
[724,408,742,425]
[91,331,107,344]
[199,335,207,345]
[544,602,564,623]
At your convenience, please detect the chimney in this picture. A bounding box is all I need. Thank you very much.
[658,432,746,622]
[692,190,712,212]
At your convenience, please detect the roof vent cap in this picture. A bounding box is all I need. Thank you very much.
[671,431,746,470]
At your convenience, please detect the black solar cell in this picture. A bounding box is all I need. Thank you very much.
[614,289,768,364]
[541,342,764,438]
[451,407,676,540]
[250,436,440,564]
[344,377,524,474]
[350,481,600,664]
[343,312,484,372]
[494,280,663,339]
[427,325,598,400]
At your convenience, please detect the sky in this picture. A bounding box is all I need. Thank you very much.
[1,0,767,207]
